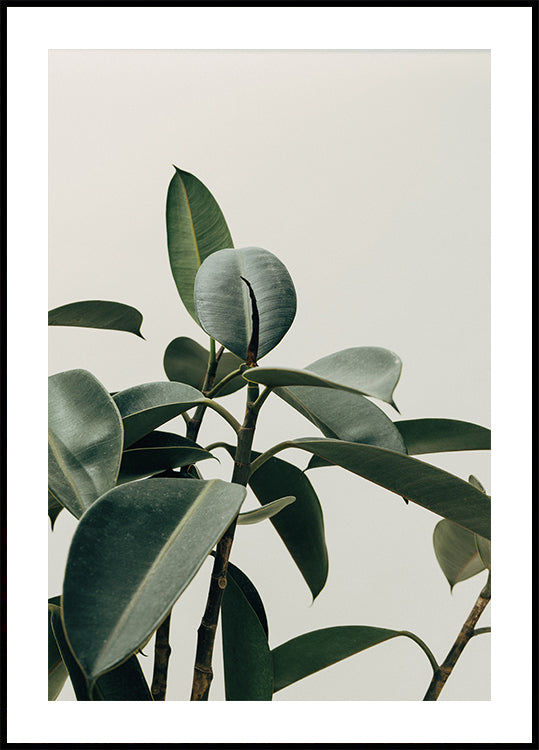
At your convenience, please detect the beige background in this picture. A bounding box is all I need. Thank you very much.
[49,50,490,701]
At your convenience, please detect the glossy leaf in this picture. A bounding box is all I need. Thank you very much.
[48,489,64,530]
[166,167,233,321]
[194,247,297,361]
[49,602,152,700]
[113,381,206,447]
[276,387,407,469]
[48,300,144,338]
[272,626,406,692]
[433,520,487,590]
[63,478,246,684]
[163,336,245,396]
[396,419,491,455]
[263,438,491,539]
[48,598,68,700]
[222,565,273,700]
[237,496,296,525]
[117,430,214,484]
[227,562,269,638]
[221,445,327,599]
[48,369,124,518]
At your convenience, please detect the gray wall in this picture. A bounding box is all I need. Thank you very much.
[49,50,490,701]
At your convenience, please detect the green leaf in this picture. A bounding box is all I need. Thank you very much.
[194,247,297,361]
[48,300,144,338]
[49,601,152,700]
[396,419,491,454]
[117,430,214,484]
[475,535,491,570]
[246,347,401,410]
[166,167,233,321]
[272,626,406,693]
[48,369,124,519]
[260,438,491,539]
[48,489,64,530]
[48,598,68,700]
[221,445,328,599]
[112,381,206,447]
[62,478,246,685]
[433,520,487,590]
[226,562,269,638]
[222,565,273,700]
[469,474,486,492]
[163,336,245,396]
[237,496,296,525]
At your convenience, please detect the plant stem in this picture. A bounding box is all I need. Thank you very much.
[423,574,491,701]
[150,339,222,700]
[190,381,260,701]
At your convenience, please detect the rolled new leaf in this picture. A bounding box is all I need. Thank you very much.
[62,478,246,685]
[166,167,233,321]
[48,300,145,338]
[48,369,124,519]
[222,565,273,700]
[237,496,295,525]
[396,419,491,455]
[163,336,245,396]
[194,247,297,361]
[255,438,491,539]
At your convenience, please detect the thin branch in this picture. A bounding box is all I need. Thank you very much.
[399,631,439,674]
[151,614,171,700]
[423,574,491,700]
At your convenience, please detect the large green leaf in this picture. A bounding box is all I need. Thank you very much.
[226,562,269,638]
[48,369,124,518]
[272,626,418,693]
[112,381,207,447]
[222,565,273,700]
[433,520,487,590]
[221,445,328,599]
[194,247,297,361]
[237,496,296,525]
[163,336,245,396]
[49,602,152,701]
[62,478,246,685]
[117,430,214,484]
[48,300,144,338]
[396,419,491,455]
[48,598,68,700]
[260,439,491,539]
[166,167,233,321]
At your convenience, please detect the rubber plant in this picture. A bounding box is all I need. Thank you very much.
[48,167,491,701]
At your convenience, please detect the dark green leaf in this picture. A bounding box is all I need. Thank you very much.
[433,520,487,590]
[113,381,206,447]
[222,565,273,700]
[117,430,214,484]
[226,562,269,638]
[48,369,124,518]
[262,438,491,539]
[48,598,68,700]
[194,247,297,361]
[469,474,486,492]
[237,496,295,525]
[63,478,246,684]
[166,167,233,321]
[48,300,144,338]
[163,336,245,396]
[49,602,152,700]
[396,419,491,455]
[272,626,403,692]
[48,489,64,530]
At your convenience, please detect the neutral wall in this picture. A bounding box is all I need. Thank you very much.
[48,50,490,701]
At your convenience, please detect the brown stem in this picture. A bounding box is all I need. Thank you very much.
[150,340,222,699]
[151,615,172,700]
[190,382,259,701]
[423,574,491,700]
